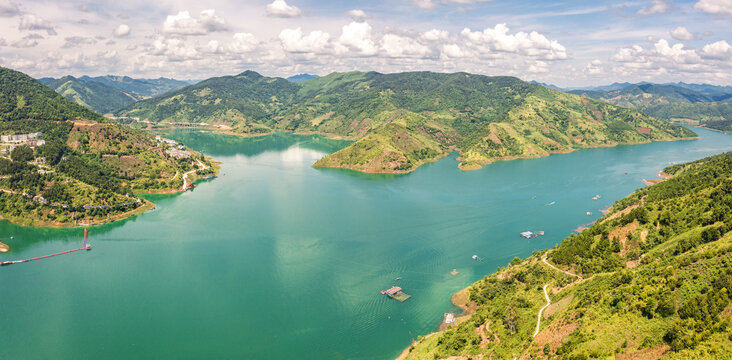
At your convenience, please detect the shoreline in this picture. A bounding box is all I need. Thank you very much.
[395,286,475,360]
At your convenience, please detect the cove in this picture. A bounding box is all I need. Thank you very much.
[0,128,730,360]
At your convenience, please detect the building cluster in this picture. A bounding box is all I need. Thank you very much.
[155,135,191,158]
[0,132,46,153]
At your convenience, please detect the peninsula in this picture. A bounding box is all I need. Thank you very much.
[0,67,218,228]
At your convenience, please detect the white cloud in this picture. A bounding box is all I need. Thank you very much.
[279,28,330,53]
[670,26,694,41]
[461,24,567,59]
[701,40,732,59]
[411,0,437,9]
[11,37,38,48]
[411,0,493,9]
[162,9,227,36]
[113,24,131,38]
[336,21,378,56]
[18,14,57,36]
[583,59,604,75]
[653,39,702,63]
[440,44,465,58]
[151,36,200,61]
[0,0,20,17]
[694,0,732,15]
[228,33,259,53]
[527,60,549,73]
[637,0,670,15]
[421,29,449,41]
[381,34,431,58]
[266,0,301,18]
[347,9,368,22]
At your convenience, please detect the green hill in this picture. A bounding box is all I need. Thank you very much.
[400,151,732,360]
[570,84,732,133]
[0,67,216,227]
[117,71,695,173]
[41,75,141,114]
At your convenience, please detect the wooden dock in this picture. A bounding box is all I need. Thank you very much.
[1,229,91,266]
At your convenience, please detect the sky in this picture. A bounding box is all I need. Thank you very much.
[0,0,731,87]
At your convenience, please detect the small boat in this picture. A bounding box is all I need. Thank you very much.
[394,277,401,281]
[546,201,556,206]
[472,255,481,260]
[586,211,592,216]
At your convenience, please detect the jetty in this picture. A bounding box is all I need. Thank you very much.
[0,229,91,266]
[381,286,411,302]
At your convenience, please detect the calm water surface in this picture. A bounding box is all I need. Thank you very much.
[1,128,730,359]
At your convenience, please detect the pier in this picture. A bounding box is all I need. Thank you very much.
[0,229,91,266]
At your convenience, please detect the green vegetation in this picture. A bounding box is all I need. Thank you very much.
[570,84,732,133]
[42,76,142,114]
[401,151,732,359]
[0,66,215,227]
[117,71,695,173]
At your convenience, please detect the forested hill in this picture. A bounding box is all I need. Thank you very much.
[117,70,696,174]
[401,151,732,360]
[569,84,732,133]
[0,67,215,227]
[40,75,141,114]
[1,68,104,122]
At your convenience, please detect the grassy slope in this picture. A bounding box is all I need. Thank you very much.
[0,67,215,227]
[401,151,732,360]
[117,71,696,174]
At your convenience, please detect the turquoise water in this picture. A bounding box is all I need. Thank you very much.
[1,128,730,359]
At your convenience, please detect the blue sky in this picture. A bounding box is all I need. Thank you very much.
[0,0,730,86]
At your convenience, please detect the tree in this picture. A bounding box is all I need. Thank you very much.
[11,144,34,162]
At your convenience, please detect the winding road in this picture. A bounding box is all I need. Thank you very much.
[533,283,551,337]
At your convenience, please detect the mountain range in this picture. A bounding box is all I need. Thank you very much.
[39,75,192,114]
[116,70,696,174]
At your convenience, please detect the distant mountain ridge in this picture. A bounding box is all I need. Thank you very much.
[286,73,318,83]
[39,75,193,114]
[567,83,732,132]
[116,70,695,174]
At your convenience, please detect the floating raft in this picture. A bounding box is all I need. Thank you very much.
[381,286,411,302]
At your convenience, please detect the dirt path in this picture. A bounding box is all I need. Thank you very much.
[542,256,581,279]
[181,159,209,191]
[534,284,551,338]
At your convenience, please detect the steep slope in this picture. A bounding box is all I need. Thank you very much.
[78,75,192,97]
[117,71,696,173]
[0,67,215,227]
[42,75,141,114]
[400,151,732,360]
[570,84,732,133]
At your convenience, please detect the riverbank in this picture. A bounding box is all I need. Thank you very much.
[0,200,157,228]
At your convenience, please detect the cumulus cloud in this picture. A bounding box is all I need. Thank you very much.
[421,29,449,41]
[461,24,567,59]
[701,40,732,59]
[694,0,732,15]
[336,21,378,56]
[162,9,227,36]
[113,24,130,38]
[440,44,465,59]
[228,32,259,53]
[151,36,200,61]
[279,28,330,53]
[0,0,20,17]
[412,0,438,9]
[266,0,301,18]
[11,36,39,48]
[18,14,56,35]
[381,34,431,58]
[584,59,604,75]
[638,0,670,15]
[347,9,368,22]
[670,26,695,41]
